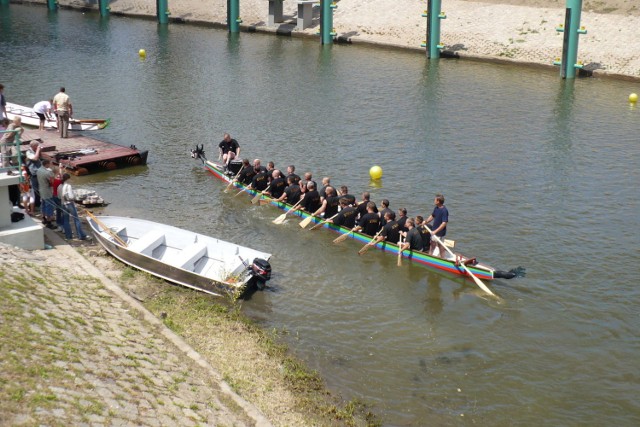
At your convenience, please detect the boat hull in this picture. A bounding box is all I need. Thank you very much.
[87,216,272,298]
[6,102,110,131]
[200,158,497,281]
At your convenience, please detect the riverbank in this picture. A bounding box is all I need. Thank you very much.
[23,0,640,79]
[0,229,376,426]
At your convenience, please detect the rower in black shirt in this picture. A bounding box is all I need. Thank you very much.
[300,181,322,213]
[237,159,256,185]
[415,216,432,251]
[311,186,338,219]
[378,199,392,226]
[286,165,300,184]
[377,211,401,245]
[277,176,301,205]
[253,159,268,174]
[329,198,358,229]
[354,202,381,236]
[356,191,377,220]
[267,170,287,199]
[338,185,356,206]
[397,207,408,232]
[400,218,424,252]
[249,168,270,191]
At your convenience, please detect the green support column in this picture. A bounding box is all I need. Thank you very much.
[555,0,586,79]
[98,0,110,17]
[320,1,337,45]
[227,0,240,33]
[0,0,10,7]
[422,0,446,59]
[47,0,57,11]
[157,0,169,24]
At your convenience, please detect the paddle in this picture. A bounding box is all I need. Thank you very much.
[85,210,128,247]
[309,213,339,231]
[358,228,383,255]
[423,224,497,297]
[258,197,273,206]
[251,185,271,205]
[397,236,405,267]
[333,226,356,244]
[224,169,243,193]
[273,200,303,225]
[233,185,251,198]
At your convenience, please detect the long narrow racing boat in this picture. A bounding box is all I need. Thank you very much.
[191,145,521,285]
[86,214,272,298]
[6,102,110,131]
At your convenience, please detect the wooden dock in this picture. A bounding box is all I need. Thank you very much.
[19,130,148,176]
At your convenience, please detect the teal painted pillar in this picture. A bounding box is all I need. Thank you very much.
[320,1,337,45]
[157,0,169,24]
[0,0,10,7]
[47,0,57,11]
[227,0,241,32]
[98,0,110,16]
[555,0,587,79]
[421,0,446,59]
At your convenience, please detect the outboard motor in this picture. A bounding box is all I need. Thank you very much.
[249,258,272,290]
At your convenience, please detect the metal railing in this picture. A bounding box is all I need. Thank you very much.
[0,128,24,181]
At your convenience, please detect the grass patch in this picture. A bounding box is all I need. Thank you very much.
[143,287,380,426]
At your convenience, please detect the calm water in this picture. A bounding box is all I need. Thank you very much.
[2,4,639,425]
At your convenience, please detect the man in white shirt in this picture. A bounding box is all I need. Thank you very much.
[52,87,72,138]
[33,99,53,130]
[59,173,89,240]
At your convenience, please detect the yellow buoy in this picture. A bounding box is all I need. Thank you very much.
[369,165,383,180]
[630,93,638,103]
[138,49,146,58]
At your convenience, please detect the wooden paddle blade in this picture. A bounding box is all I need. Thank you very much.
[299,216,313,229]
[333,232,351,244]
[397,249,404,267]
[259,198,272,206]
[251,193,262,204]
[272,213,287,224]
[233,188,248,198]
[358,243,373,255]
[309,220,326,231]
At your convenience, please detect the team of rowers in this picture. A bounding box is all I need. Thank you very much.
[222,154,454,259]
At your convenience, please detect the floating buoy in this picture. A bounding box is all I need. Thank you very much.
[138,49,146,58]
[630,93,638,103]
[369,165,383,180]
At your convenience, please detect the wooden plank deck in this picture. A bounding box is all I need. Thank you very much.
[19,130,148,175]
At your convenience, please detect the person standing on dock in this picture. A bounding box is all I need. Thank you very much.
[37,159,58,230]
[218,133,240,168]
[0,84,7,119]
[26,140,43,210]
[0,117,23,167]
[59,173,89,241]
[53,87,72,138]
[425,194,449,257]
[33,99,53,131]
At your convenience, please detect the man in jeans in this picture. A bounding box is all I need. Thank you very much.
[36,159,58,230]
[52,87,73,138]
[59,173,90,241]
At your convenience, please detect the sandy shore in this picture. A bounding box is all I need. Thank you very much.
[42,0,640,79]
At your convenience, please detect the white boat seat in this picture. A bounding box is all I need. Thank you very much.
[172,242,208,272]
[128,230,166,256]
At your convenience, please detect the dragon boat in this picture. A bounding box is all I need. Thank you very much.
[191,145,521,291]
